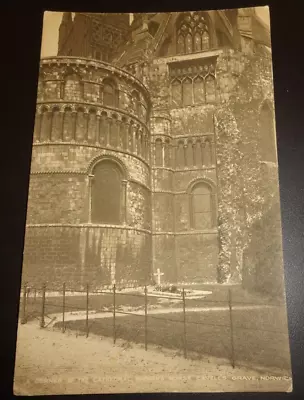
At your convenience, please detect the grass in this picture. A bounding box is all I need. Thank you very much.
[19,292,162,322]
[53,306,291,371]
[19,287,291,371]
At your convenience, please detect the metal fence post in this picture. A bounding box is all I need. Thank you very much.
[228,288,235,368]
[40,283,46,328]
[86,283,89,338]
[21,284,27,324]
[62,282,66,333]
[182,288,187,359]
[113,284,116,344]
[144,285,148,351]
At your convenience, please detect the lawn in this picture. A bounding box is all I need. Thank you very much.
[53,306,291,371]
[19,291,166,322]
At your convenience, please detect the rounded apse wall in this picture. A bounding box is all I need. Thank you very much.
[23,57,152,289]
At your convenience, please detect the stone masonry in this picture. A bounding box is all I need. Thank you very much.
[21,9,284,296]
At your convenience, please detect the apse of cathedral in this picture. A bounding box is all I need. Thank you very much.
[22,9,284,296]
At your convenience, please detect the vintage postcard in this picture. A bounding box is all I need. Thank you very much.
[14,7,293,395]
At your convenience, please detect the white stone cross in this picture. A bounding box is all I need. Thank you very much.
[154,268,164,285]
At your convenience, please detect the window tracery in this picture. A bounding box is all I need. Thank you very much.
[169,60,217,107]
[176,12,210,55]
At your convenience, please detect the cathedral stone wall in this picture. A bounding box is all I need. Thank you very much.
[23,226,151,290]
[21,11,281,295]
[22,58,152,289]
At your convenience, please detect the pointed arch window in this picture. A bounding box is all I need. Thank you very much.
[190,182,215,230]
[176,12,211,55]
[91,160,125,224]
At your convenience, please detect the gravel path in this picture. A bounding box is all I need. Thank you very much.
[14,322,292,395]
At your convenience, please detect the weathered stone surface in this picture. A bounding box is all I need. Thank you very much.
[22,11,282,297]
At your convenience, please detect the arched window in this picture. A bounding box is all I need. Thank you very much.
[190,182,214,230]
[103,79,117,107]
[176,12,211,55]
[260,102,277,163]
[91,160,124,224]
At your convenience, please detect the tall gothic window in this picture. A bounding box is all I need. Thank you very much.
[260,102,277,163]
[103,79,117,107]
[91,160,124,224]
[190,182,214,230]
[176,12,210,55]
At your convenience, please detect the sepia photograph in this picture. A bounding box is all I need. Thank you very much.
[13,6,293,395]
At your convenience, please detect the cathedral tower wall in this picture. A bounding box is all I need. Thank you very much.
[22,57,152,289]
